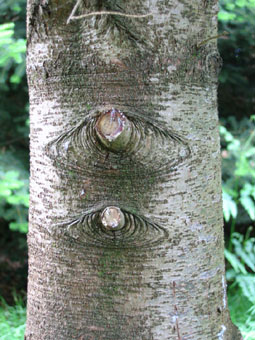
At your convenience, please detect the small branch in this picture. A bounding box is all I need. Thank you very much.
[67,0,82,24]
[70,11,152,21]
[67,0,152,24]
[197,31,229,49]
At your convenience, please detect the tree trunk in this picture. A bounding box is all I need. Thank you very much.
[26,0,241,339]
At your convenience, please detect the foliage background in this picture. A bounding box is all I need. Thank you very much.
[0,0,254,339]
[218,1,255,338]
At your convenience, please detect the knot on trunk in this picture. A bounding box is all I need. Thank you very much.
[95,109,132,152]
[101,206,125,231]
[46,108,191,179]
[53,205,169,249]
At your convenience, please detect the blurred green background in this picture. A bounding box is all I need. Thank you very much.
[0,0,254,339]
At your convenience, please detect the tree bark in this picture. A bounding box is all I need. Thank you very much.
[26,0,241,339]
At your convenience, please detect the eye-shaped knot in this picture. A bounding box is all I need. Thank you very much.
[46,108,190,179]
[53,205,168,249]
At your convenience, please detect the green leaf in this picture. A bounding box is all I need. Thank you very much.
[236,0,246,7]
[9,222,28,233]
[235,156,253,177]
[0,22,26,83]
[236,275,255,305]
[245,147,255,157]
[218,11,236,21]
[228,284,255,339]
[0,152,29,233]
[222,190,237,222]
[226,3,236,10]
[6,194,29,207]
[230,233,255,273]
[240,196,255,220]
[224,249,247,274]
[220,125,235,142]
[0,187,12,197]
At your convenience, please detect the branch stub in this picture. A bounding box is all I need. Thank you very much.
[95,108,132,152]
[101,206,125,231]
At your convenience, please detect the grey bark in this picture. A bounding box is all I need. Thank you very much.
[26,0,242,339]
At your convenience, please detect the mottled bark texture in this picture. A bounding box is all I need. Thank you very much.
[26,0,242,339]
